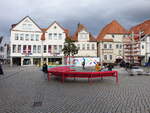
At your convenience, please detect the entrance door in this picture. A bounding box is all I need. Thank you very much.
[33,58,41,66]
[23,59,31,65]
[12,57,21,66]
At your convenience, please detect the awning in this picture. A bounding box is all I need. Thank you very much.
[116,56,123,59]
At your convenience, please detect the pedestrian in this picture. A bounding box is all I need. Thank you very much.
[82,59,85,70]
[95,62,101,72]
[0,62,4,75]
[42,63,48,80]
[108,64,113,71]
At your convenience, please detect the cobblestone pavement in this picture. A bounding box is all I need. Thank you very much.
[1,66,150,113]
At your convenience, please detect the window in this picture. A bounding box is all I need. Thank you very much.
[104,55,107,60]
[142,45,144,49]
[116,44,119,49]
[112,34,115,38]
[20,34,24,40]
[15,34,19,40]
[23,45,27,53]
[49,33,52,40]
[44,45,47,53]
[54,26,57,29]
[18,45,21,53]
[0,47,4,52]
[25,34,29,41]
[58,33,62,39]
[54,45,57,53]
[82,44,85,50]
[54,33,57,39]
[104,44,107,49]
[35,34,39,41]
[54,45,57,50]
[33,45,36,53]
[87,44,90,50]
[31,34,34,41]
[110,55,112,60]
[28,45,31,53]
[38,45,41,53]
[109,44,112,49]
[92,44,95,50]
[120,45,122,49]
[59,45,62,52]
[12,45,16,53]
[48,45,51,53]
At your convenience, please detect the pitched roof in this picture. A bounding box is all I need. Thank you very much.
[11,16,42,31]
[40,22,70,40]
[97,20,128,41]
[129,20,150,35]
[72,24,96,42]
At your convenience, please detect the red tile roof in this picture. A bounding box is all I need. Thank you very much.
[97,20,128,41]
[129,20,150,35]
[72,24,96,42]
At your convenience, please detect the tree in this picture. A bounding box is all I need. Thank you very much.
[62,38,79,64]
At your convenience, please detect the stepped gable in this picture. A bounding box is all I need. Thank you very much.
[97,20,127,42]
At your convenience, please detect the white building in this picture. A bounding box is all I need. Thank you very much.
[10,16,68,66]
[72,24,97,57]
[97,20,128,64]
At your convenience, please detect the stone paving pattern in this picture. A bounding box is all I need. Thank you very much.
[1,65,150,113]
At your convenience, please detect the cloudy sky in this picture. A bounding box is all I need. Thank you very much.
[1,0,150,40]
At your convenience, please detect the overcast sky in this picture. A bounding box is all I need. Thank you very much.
[1,0,150,41]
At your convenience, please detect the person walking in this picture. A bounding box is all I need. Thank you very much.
[82,59,85,70]
[42,63,48,80]
[108,64,113,71]
[0,62,4,75]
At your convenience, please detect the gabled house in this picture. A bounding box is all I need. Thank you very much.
[72,24,97,57]
[10,16,43,66]
[97,20,128,64]
[41,21,69,65]
[10,16,68,66]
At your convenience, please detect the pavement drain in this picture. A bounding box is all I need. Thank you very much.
[33,101,42,107]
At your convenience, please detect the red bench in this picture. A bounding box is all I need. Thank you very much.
[47,67,118,84]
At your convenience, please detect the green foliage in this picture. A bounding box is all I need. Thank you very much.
[62,38,79,56]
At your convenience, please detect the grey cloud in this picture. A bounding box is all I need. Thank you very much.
[0,0,150,39]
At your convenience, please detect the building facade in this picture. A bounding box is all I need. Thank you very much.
[10,16,68,66]
[72,24,97,57]
[129,20,150,65]
[97,20,128,64]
